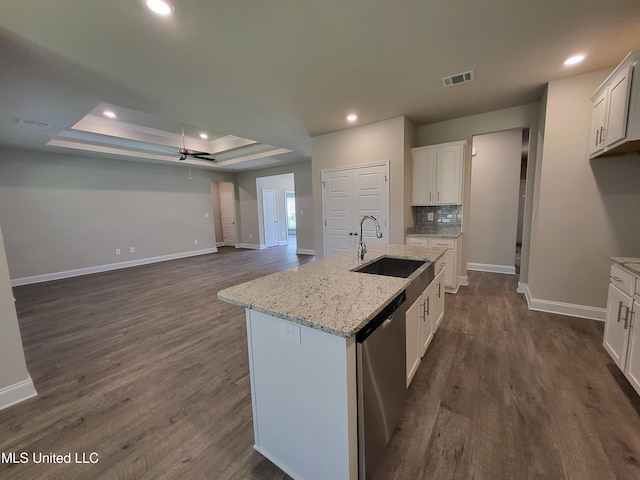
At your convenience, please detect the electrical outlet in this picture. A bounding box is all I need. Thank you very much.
[194,239,198,245]
[279,321,301,344]
[115,248,121,255]
[129,247,135,254]
[249,234,252,239]
[427,212,434,221]
[204,212,209,218]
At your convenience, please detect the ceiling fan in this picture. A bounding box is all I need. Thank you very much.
[177,124,216,161]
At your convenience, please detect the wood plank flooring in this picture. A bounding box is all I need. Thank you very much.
[1,248,640,479]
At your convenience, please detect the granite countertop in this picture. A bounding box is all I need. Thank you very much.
[217,244,447,338]
[405,227,462,238]
[612,257,640,277]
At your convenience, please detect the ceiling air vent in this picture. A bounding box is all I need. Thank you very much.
[441,70,474,88]
[18,119,50,129]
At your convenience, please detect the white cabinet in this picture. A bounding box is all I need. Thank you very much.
[432,268,445,331]
[590,50,640,158]
[411,141,466,206]
[405,294,422,387]
[406,258,447,388]
[405,235,461,293]
[603,262,640,396]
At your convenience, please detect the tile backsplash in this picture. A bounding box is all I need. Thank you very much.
[413,205,462,227]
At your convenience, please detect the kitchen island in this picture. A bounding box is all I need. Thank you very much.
[218,244,446,480]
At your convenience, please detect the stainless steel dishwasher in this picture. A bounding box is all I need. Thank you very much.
[356,290,408,479]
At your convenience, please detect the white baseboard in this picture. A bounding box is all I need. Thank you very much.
[279,240,288,246]
[0,377,37,411]
[235,243,263,250]
[296,248,316,256]
[518,283,606,321]
[467,262,516,275]
[216,241,226,247]
[459,275,469,286]
[11,248,218,286]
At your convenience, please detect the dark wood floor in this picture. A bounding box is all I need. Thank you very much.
[2,247,640,479]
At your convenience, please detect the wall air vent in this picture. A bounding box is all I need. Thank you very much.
[441,70,474,88]
[18,119,50,129]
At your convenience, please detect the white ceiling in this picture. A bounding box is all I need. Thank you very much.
[1,0,640,171]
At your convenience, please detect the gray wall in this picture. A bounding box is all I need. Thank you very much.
[0,225,33,405]
[0,147,234,280]
[468,128,523,271]
[527,68,640,309]
[235,161,314,253]
[416,103,540,284]
[312,116,410,258]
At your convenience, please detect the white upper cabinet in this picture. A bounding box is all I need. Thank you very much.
[590,50,640,158]
[411,140,466,206]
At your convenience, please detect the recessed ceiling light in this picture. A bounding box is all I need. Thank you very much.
[346,113,358,122]
[146,0,175,16]
[564,54,585,66]
[199,132,209,139]
[103,110,116,119]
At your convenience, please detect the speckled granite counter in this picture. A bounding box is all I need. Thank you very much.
[218,244,446,338]
[612,257,640,277]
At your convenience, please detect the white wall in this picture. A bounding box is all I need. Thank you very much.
[527,68,640,314]
[0,148,234,282]
[0,225,36,410]
[468,128,523,273]
[312,116,410,257]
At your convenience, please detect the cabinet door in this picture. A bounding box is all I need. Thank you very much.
[432,268,445,331]
[605,64,633,148]
[411,151,434,205]
[603,284,633,370]
[421,284,434,356]
[590,91,608,156]
[625,300,640,396]
[406,295,423,387]
[434,145,463,205]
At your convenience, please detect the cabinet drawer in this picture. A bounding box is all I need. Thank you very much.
[610,264,635,296]
[430,238,455,250]
[435,256,446,274]
[406,237,429,246]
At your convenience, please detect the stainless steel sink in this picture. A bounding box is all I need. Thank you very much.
[353,256,427,278]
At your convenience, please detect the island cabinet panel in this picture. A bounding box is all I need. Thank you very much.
[246,310,358,480]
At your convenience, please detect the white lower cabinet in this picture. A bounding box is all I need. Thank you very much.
[406,259,446,388]
[406,235,461,293]
[603,262,640,396]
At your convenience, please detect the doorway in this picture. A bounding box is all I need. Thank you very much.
[468,128,524,275]
[516,129,530,274]
[256,173,295,249]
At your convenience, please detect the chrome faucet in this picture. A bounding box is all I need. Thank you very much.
[358,215,383,260]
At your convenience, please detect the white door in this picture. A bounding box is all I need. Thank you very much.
[323,170,353,255]
[322,163,389,257]
[353,164,388,247]
[220,190,237,246]
[262,189,279,248]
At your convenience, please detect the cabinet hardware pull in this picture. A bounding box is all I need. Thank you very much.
[612,276,622,282]
[617,301,624,322]
[437,191,440,201]
[425,297,430,316]
[623,305,631,330]
[420,302,425,321]
[437,282,441,298]
[595,129,600,146]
